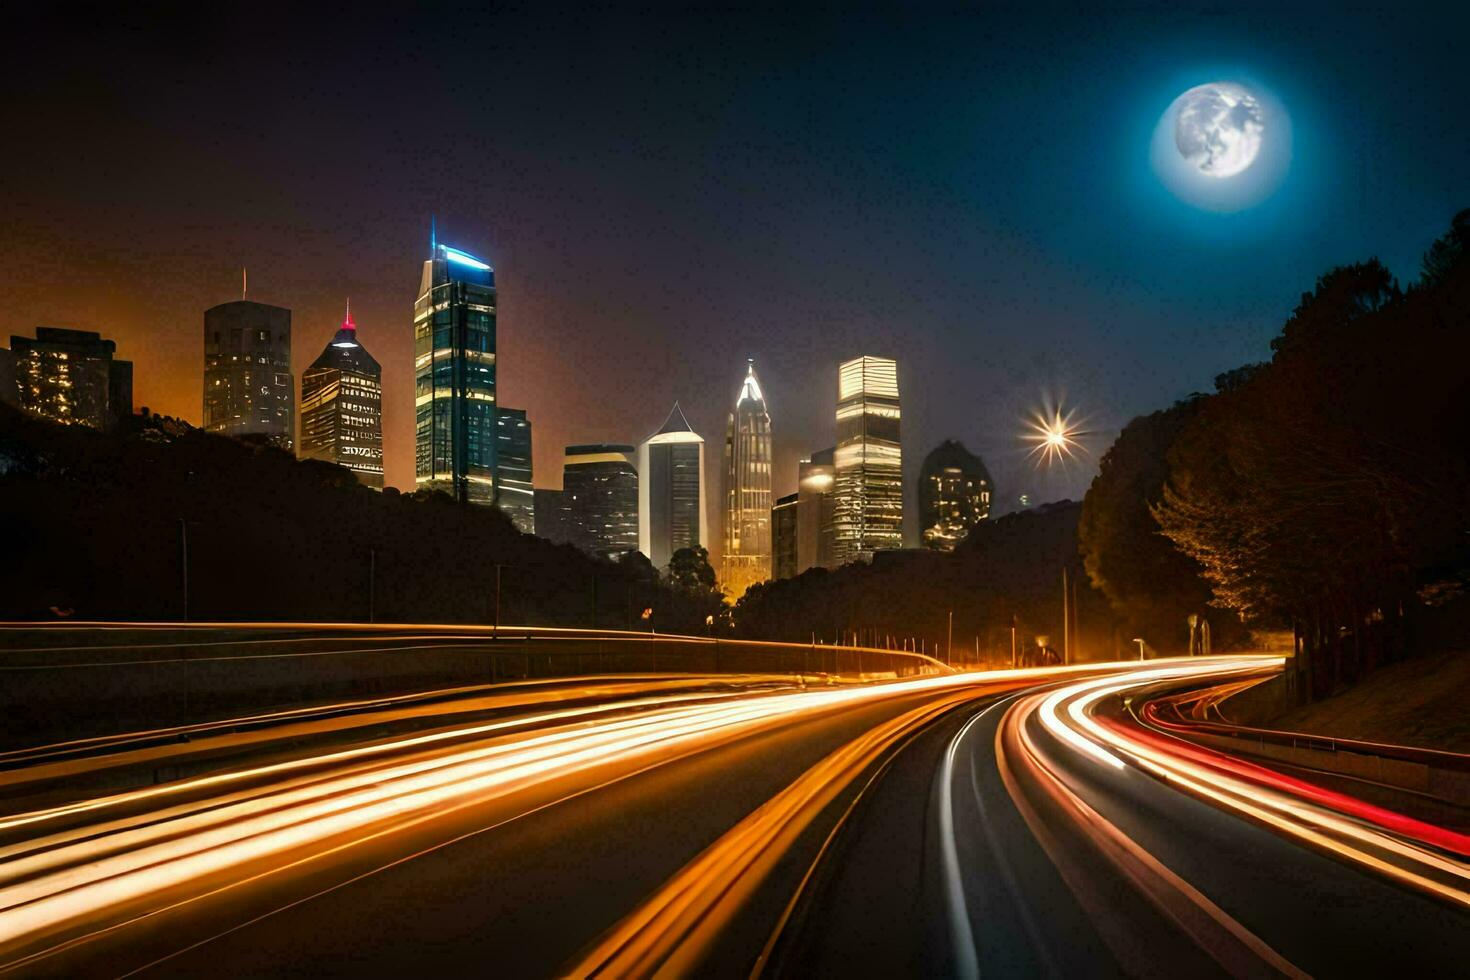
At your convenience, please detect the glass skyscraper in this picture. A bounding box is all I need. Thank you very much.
[563,444,639,558]
[721,360,772,597]
[299,304,383,488]
[833,355,902,564]
[204,300,293,449]
[414,239,497,504]
[919,439,993,551]
[495,407,535,534]
[638,403,708,572]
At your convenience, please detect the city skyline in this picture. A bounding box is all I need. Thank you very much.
[1,5,1467,974]
[12,7,1465,552]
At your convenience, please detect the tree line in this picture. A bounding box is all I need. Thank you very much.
[5,211,1464,691]
[1081,210,1470,698]
[0,406,723,634]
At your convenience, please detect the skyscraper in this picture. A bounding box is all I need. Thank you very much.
[638,403,708,572]
[919,439,993,551]
[495,407,535,534]
[833,355,902,564]
[299,304,383,488]
[204,300,293,449]
[771,492,799,580]
[563,444,639,558]
[414,237,497,504]
[721,360,772,597]
[10,327,132,429]
[797,447,837,572]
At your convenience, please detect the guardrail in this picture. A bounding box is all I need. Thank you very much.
[0,622,952,751]
[1142,687,1470,809]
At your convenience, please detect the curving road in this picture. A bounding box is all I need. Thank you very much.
[0,652,1464,977]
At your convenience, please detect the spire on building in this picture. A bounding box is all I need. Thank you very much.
[655,401,696,436]
[331,299,361,349]
[738,358,765,406]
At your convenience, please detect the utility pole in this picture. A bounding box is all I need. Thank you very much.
[179,518,189,622]
[493,564,503,632]
[947,610,954,666]
[1071,570,1080,663]
[369,548,376,623]
[1062,567,1069,666]
[1011,614,1018,669]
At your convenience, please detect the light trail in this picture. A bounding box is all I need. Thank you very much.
[569,688,995,976]
[1002,658,1470,912]
[0,675,795,797]
[0,662,1134,969]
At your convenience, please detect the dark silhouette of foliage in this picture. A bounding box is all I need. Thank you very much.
[0,408,719,634]
[1270,260,1400,357]
[667,546,717,594]
[1078,398,1246,655]
[1419,208,1470,288]
[733,503,1123,663]
[1154,213,1470,699]
[664,546,726,627]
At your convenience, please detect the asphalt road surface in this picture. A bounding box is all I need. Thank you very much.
[0,654,1463,977]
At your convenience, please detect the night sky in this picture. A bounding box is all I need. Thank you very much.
[4,4,1467,553]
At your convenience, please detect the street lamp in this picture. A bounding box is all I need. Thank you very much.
[1133,637,1146,661]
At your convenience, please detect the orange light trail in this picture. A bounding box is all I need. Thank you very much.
[0,662,1141,968]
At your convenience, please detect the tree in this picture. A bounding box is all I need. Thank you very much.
[1078,397,1244,654]
[663,546,726,631]
[667,546,717,594]
[1270,260,1400,357]
[1156,214,1470,700]
[1419,208,1470,288]
[0,405,699,629]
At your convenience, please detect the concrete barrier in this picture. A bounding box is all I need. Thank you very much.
[0,623,951,752]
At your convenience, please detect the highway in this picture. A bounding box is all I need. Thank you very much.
[0,640,1463,977]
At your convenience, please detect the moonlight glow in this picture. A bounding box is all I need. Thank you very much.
[1151,77,1291,212]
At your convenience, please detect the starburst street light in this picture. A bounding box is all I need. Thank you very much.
[1024,405,1086,466]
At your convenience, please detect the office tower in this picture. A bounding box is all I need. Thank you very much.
[833,355,902,564]
[299,304,383,488]
[0,347,16,410]
[919,439,993,551]
[414,237,497,504]
[10,327,132,429]
[204,300,293,449]
[563,444,639,558]
[721,360,773,597]
[638,403,708,572]
[771,493,799,580]
[495,407,535,534]
[533,488,573,545]
[797,447,837,572]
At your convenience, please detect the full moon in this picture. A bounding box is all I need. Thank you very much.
[1173,82,1264,178]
